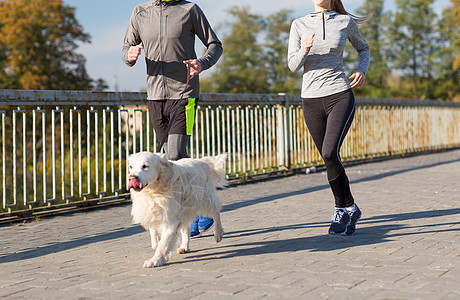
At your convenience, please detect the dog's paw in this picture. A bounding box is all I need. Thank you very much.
[214,231,224,243]
[143,260,154,268]
[177,247,189,254]
[143,258,164,268]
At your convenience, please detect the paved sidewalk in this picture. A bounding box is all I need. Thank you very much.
[1,150,459,299]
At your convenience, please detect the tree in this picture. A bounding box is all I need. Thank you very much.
[0,26,11,89]
[386,0,439,99]
[211,6,269,94]
[453,0,460,70]
[93,78,109,92]
[264,10,300,94]
[0,0,93,90]
[199,77,216,93]
[434,0,460,100]
[352,0,392,97]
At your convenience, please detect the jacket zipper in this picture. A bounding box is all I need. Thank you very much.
[322,11,326,40]
[159,4,168,99]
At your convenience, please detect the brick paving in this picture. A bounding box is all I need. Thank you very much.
[1,150,459,299]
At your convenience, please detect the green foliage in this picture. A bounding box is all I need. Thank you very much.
[264,9,300,94]
[205,7,299,95]
[210,6,268,94]
[452,0,460,70]
[385,0,439,99]
[434,1,460,100]
[0,0,93,90]
[93,78,109,92]
[354,0,392,97]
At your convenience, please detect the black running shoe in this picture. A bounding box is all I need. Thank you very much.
[342,204,362,236]
[328,209,350,234]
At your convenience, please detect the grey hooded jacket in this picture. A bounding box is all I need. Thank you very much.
[288,11,370,98]
[122,0,222,100]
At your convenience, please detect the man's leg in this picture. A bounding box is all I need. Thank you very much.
[148,100,168,153]
[166,134,189,160]
[165,98,196,160]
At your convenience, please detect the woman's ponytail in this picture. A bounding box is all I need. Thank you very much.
[331,0,369,24]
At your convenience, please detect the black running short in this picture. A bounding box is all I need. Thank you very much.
[148,98,197,143]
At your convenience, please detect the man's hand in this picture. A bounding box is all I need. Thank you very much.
[303,34,315,52]
[349,70,366,88]
[128,44,143,62]
[183,59,202,79]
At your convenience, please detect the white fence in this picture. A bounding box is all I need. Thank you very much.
[1,90,459,220]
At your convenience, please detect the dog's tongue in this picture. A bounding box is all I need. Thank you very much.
[128,178,143,190]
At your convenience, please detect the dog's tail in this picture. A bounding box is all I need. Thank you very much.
[200,154,228,189]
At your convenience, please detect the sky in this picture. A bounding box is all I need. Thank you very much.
[64,0,452,92]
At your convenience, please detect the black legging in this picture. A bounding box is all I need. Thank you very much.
[302,89,355,208]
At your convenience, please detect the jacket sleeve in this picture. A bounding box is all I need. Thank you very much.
[190,4,223,71]
[288,20,309,73]
[347,19,370,75]
[122,8,142,67]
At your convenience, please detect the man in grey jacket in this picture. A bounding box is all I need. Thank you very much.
[122,0,222,159]
[123,0,222,237]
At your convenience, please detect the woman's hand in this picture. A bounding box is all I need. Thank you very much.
[303,34,315,52]
[349,70,366,88]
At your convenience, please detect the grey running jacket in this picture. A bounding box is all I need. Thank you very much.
[288,11,370,98]
[122,0,222,100]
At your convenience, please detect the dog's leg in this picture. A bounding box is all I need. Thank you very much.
[176,223,191,254]
[143,225,177,268]
[212,212,224,243]
[149,228,159,251]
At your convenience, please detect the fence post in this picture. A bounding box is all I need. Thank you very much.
[277,93,291,171]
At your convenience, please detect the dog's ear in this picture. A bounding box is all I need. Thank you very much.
[154,155,174,186]
[127,155,134,173]
[158,156,172,174]
[159,159,171,172]
[154,152,168,164]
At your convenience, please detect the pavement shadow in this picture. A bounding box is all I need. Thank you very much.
[185,224,400,261]
[350,158,459,185]
[222,158,459,213]
[0,226,144,264]
[359,208,460,225]
[222,184,330,213]
[182,207,460,263]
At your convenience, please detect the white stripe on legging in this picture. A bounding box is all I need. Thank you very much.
[336,97,356,170]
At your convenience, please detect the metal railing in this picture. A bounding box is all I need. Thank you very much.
[1,90,459,219]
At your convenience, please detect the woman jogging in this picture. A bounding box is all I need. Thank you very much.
[288,0,370,235]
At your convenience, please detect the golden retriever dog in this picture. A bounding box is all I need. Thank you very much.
[128,152,227,268]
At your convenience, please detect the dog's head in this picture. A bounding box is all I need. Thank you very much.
[127,152,171,192]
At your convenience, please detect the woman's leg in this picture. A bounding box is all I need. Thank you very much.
[303,90,360,235]
[321,90,355,208]
[302,97,328,159]
[302,91,355,208]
